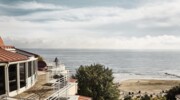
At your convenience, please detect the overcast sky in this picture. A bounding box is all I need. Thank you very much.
[0,0,180,50]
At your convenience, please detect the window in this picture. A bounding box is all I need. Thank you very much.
[9,64,17,92]
[20,63,26,88]
[0,66,5,95]
[28,62,32,77]
[33,61,36,74]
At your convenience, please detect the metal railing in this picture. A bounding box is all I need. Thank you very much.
[44,83,75,100]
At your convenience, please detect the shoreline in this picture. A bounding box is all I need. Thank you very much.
[113,72,180,83]
[115,77,180,83]
[118,79,180,94]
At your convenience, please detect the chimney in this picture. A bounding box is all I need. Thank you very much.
[0,36,5,46]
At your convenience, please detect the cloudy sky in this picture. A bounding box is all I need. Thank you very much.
[0,0,180,50]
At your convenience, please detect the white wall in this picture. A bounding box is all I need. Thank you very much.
[68,83,78,96]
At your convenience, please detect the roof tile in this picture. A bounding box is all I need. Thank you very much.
[0,48,28,63]
[78,96,92,100]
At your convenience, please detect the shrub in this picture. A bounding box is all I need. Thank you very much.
[166,85,180,100]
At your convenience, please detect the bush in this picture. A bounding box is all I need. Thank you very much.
[124,95,132,100]
[166,85,180,100]
[38,56,44,61]
[140,94,150,100]
[153,96,166,100]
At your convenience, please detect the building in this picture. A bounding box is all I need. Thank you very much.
[0,37,38,96]
[45,62,78,99]
[45,60,92,100]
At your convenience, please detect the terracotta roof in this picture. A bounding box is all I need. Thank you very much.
[78,96,92,100]
[0,37,4,46]
[69,78,77,83]
[0,48,28,63]
[0,46,15,49]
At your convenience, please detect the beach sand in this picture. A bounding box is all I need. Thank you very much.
[119,79,180,94]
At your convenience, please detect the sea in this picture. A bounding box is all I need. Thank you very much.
[24,49,180,82]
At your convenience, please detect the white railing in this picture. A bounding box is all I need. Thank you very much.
[44,61,77,100]
[47,64,66,71]
[46,60,66,71]
[46,69,69,84]
[52,77,67,91]
[46,62,69,84]
[44,83,76,100]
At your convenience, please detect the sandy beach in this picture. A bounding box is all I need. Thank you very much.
[119,79,180,94]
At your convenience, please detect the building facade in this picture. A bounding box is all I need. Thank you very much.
[0,37,38,96]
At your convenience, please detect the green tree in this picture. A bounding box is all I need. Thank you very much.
[74,64,120,100]
[166,85,180,100]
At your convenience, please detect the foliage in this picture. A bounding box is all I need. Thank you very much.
[166,85,180,100]
[38,56,44,61]
[130,94,166,100]
[140,94,151,100]
[124,95,132,100]
[152,96,166,100]
[74,64,120,100]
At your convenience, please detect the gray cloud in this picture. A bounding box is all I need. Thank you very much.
[0,0,146,8]
[0,0,180,49]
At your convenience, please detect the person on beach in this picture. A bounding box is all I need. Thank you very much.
[54,57,59,67]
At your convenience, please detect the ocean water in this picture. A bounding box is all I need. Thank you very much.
[24,49,180,82]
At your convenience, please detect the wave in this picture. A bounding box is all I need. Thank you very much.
[162,70,180,78]
[164,73,180,78]
[113,70,180,83]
